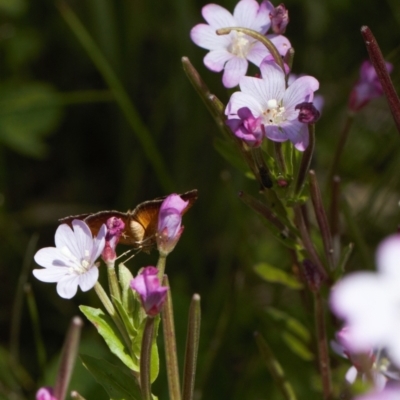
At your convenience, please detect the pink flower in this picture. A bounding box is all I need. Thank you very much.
[330,234,400,367]
[33,220,106,299]
[348,60,393,112]
[225,60,319,150]
[36,387,57,400]
[354,387,400,400]
[190,0,291,88]
[102,217,125,262]
[130,267,168,317]
[226,107,264,147]
[157,194,189,256]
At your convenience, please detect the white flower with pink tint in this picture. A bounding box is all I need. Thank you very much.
[33,220,106,299]
[330,234,400,368]
[190,0,291,88]
[225,59,319,150]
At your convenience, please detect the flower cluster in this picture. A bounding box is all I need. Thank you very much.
[191,0,320,151]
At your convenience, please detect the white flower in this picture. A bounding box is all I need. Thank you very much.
[330,234,400,368]
[190,0,291,88]
[33,220,106,299]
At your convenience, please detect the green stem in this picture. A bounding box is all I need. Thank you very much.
[157,253,167,282]
[57,1,173,192]
[140,317,155,400]
[93,282,131,348]
[106,260,122,303]
[182,294,201,400]
[161,276,181,400]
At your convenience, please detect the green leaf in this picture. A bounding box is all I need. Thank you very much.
[80,354,142,400]
[0,0,27,16]
[0,82,63,157]
[254,263,303,289]
[79,306,137,371]
[282,332,314,361]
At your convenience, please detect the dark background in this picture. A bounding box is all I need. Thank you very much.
[0,0,399,399]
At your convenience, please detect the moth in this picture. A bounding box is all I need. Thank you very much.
[59,189,198,251]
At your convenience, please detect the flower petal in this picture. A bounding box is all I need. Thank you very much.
[57,275,80,299]
[258,60,286,102]
[222,57,248,88]
[225,91,264,117]
[264,125,288,142]
[190,24,230,50]
[376,234,400,277]
[202,3,236,28]
[234,0,269,32]
[54,224,80,257]
[284,76,320,111]
[268,34,291,57]
[34,247,70,268]
[33,267,68,283]
[246,41,270,66]
[78,268,99,292]
[282,121,309,151]
[204,50,234,72]
[72,220,93,258]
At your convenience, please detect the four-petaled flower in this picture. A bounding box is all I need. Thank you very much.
[330,234,400,368]
[33,220,106,299]
[130,267,169,317]
[226,60,319,150]
[157,193,189,256]
[348,60,393,112]
[190,0,291,88]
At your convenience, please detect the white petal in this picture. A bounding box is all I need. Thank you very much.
[202,3,236,28]
[55,224,80,256]
[264,125,288,142]
[284,76,319,111]
[72,220,93,257]
[345,366,358,384]
[204,50,234,72]
[281,121,309,151]
[222,57,248,88]
[33,267,68,283]
[258,61,286,102]
[34,247,70,268]
[250,0,271,33]
[91,224,106,262]
[376,234,400,277]
[190,24,230,50]
[225,91,264,117]
[57,275,80,299]
[78,268,99,292]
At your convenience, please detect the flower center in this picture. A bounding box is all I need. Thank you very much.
[229,32,252,58]
[262,99,286,125]
[61,246,92,275]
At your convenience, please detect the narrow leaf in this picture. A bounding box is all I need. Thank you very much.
[254,263,303,289]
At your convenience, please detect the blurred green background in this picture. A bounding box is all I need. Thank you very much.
[0,0,399,399]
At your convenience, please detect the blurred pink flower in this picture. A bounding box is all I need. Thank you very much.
[33,220,106,299]
[348,60,393,112]
[157,193,189,256]
[190,0,291,88]
[130,267,168,316]
[354,387,400,400]
[330,234,400,367]
[36,387,56,400]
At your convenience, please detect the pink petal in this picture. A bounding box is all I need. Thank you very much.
[57,275,80,299]
[33,267,68,283]
[222,57,248,88]
[283,76,319,111]
[282,121,309,151]
[190,24,231,50]
[204,50,234,72]
[202,3,236,28]
[78,268,99,292]
[91,224,107,261]
[160,194,189,213]
[258,60,286,100]
[264,125,288,142]
[268,34,291,56]
[246,41,270,66]
[233,0,266,30]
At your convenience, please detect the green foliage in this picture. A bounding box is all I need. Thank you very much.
[80,354,143,400]
[254,262,303,290]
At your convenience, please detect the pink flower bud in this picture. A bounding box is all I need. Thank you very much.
[267,2,289,34]
[156,194,189,256]
[36,387,57,400]
[102,217,125,262]
[130,267,168,316]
